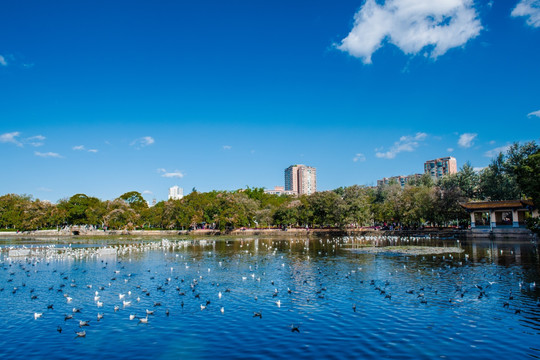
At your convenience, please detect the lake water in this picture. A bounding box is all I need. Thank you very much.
[1,235,539,359]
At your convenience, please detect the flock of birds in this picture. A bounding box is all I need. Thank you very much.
[1,236,539,341]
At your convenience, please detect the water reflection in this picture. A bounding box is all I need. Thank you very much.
[0,235,539,360]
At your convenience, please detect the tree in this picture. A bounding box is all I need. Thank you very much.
[515,149,540,205]
[478,153,520,200]
[119,191,148,212]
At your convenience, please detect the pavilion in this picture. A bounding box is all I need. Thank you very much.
[460,200,537,232]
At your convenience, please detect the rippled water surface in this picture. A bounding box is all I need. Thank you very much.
[1,235,539,359]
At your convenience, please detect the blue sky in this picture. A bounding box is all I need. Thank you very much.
[1,0,539,203]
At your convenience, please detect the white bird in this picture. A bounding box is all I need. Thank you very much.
[34,312,42,319]
[123,300,131,307]
[119,294,125,300]
[220,307,224,313]
[66,297,73,303]
[114,305,120,312]
[129,314,136,320]
[94,295,100,302]
[97,301,103,307]
[276,300,281,307]
[218,292,222,299]
[200,304,206,310]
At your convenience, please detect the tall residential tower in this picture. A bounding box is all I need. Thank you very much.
[424,157,457,180]
[168,186,184,200]
[284,164,317,195]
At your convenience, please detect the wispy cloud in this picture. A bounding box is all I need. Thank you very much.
[0,55,7,66]
[353,153,366,162]
[336,0,482,64]
[484,145,511,158]
[375,132,427,159]
[457,133,477,148]
[512,0,540,28]
[73,145,98,153]
[473,166,486,172]
[142,190,153,195]
[157,168,184,178]
[527,109,540,118]
[35,151,63,158]
[0,131,22,146]
[447,148,454,153]
[131,136,155,148]
[37,187,53,192]
[223,145,232,150]
[25,135,45,147]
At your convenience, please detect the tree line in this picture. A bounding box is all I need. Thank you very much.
[1,142,538,232]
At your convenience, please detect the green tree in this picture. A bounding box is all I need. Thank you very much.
[119,191,148,212]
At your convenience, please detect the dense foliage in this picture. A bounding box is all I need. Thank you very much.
[1,142,538,232]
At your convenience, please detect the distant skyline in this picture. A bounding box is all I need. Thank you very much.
[1,0,539,203]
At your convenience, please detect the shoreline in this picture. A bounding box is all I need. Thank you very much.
[0,227,533,239]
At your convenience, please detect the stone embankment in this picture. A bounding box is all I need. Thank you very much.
[0,227,467,238]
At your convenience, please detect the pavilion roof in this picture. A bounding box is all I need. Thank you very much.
[460,200,534,210]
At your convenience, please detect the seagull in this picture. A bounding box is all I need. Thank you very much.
[57,326,62,333]
[138,316,149,324]
[34,312,42,319]
[79,320,90,327]
[290,324,300,333]
[253,312,262,318]
[75,330,86,338]
[220,307,224,314]
[97,313,104,321]
[129,314,136,321]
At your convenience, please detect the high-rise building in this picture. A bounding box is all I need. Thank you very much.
[424,157,457,180]
[168,186,184,200]
[284,164,317,195]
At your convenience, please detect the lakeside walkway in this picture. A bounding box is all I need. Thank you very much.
[0,227,480,238]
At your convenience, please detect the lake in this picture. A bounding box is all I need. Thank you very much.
[1,235,539,359]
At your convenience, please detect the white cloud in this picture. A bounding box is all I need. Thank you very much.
[447,147,454,152]
[35,151,63,158]
[157,168,184,178]
[88,149,98,153]
[473,166,486,172]
[336,0,482,64]
[131,136,155,148]
[484,145,511,158]
[0,131,22,146]
[25,135,45,147]
[375,132,427,159]
[73,145,85,151]
[0,55,6,66]
[512,0,540,28]
[223,145,232,150]
[37,187,53,192]
[161,171,184,179]
[457,133,477,148]
[527,109,540,118]
[142,190,153,195]
[353,153,366,162]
